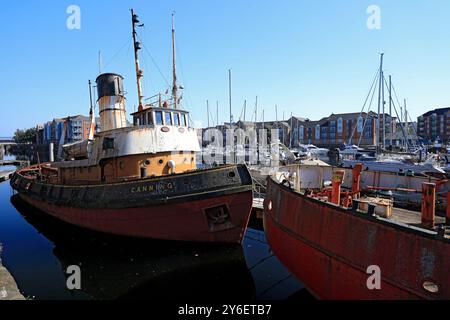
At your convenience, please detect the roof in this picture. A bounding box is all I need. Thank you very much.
[420,107,450,118]
[327,112,364,120]
[290,116,309,122]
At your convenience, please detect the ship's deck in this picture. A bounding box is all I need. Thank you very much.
[390,207,446,227]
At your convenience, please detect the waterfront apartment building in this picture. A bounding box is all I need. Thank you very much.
[417,107,450,143]
[288,112,378,147]
[200,111,402,149]
[40,115,101,146]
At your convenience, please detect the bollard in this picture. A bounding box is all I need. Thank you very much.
[331,170,345,205]
[421,182,436,229]
[352,163,363,197]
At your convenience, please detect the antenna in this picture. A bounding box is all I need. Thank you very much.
[131,9,144,111]
[172,12,178,109]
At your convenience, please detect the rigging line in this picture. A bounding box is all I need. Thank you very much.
[407,112,419,140]
[382,76,412,150]
[391,82,418,147]
[176,43,194,110]
[348,67,380,145]
[388,78,416,148]
[137,35,171,89]
[102,38,133,70]
[358,73,379,146]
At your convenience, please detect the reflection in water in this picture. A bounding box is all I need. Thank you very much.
[9,195,256,300]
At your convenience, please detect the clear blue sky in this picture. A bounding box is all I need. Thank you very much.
[2,0,450,136]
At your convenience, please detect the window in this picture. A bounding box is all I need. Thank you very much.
[134,116,140,126]
[165,112,172,125]
[357,116,364,133]
[103,137,114,150]
[181,113,187,126]
[142,114,146,125]
[337,117,343,133]
[315,125,320,140]
[174,113,180,126]
[299,126,304,140]
[155,111,163,125]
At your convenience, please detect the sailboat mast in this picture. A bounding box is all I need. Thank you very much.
[389,75,392,147]
[404,99,408,148]
[207,100,210,127]
[131,9,144,111]
[382,70,385,148]
[255,96,258,128]
[172,13,178,109]
[376,53,384,150]
[228,69,232,128]
[290,112,293,148]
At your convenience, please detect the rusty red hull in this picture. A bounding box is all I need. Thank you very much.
[11,164,254,244]
[263,178,450,299]
[19,190,252,243]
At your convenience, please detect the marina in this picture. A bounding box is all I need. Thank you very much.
[2,1,450,306]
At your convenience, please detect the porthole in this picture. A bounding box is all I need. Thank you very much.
[144,160,151,166]
[158,159,164,165]
[119,161,124,170]
[267,200,273,211]
[228,171,236,178]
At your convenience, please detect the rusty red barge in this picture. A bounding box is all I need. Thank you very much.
[263,164,450,299]
[10,10,253,244]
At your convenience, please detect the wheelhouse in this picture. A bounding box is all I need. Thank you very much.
[131,106,189,128]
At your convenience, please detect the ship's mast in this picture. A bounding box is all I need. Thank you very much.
[131,9,144,111]
[376,53,384,151]
[172,13,178,109]
[88,80,95,141]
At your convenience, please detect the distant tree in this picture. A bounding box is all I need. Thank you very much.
[13,127,36,143]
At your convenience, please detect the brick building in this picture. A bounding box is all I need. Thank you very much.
[288,112,378,147]
[417,107,450,143]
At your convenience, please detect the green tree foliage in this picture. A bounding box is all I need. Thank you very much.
[13,128,36,143]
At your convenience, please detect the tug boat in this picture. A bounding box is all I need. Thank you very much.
[10,10,253,244]
[263,164,450,299]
